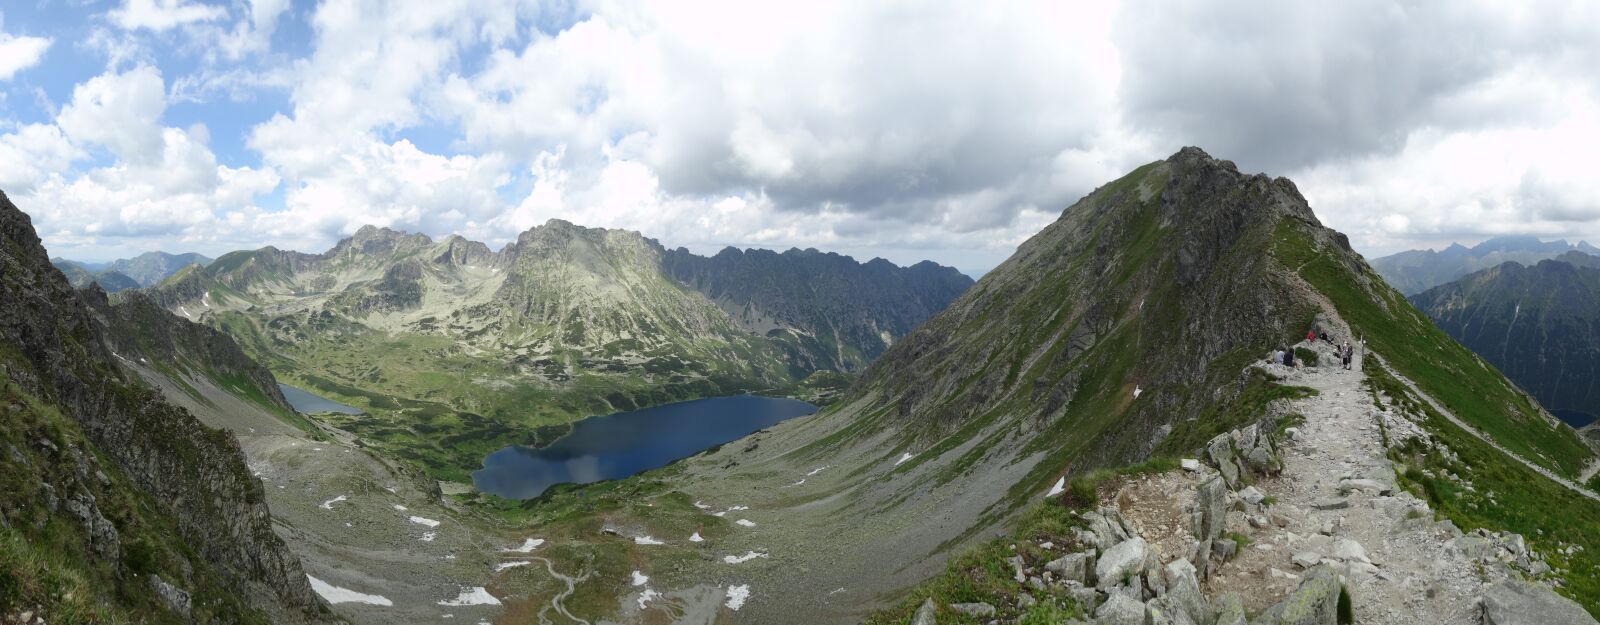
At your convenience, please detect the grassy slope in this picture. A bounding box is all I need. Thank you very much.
[1274,221,1593,477]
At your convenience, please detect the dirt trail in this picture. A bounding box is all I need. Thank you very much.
[1365,352,1600,502]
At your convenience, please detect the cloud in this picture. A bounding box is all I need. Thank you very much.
[110,0,227,32]
[0,29,51,80]
[56,66,168,164]
[441,1,1128,224]
[1114,0,1600,173]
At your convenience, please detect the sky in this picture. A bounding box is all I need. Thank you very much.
[1,1,1598,277]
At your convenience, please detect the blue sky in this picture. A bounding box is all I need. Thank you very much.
[3,1,1600,277]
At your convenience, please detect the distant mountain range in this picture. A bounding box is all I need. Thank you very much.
[1370,235,1600,295]
[142,221,972,478]
[51,251,213,291]
[1411,252,1600,428]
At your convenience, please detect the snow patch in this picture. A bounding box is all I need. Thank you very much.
[319,495,348,509]
[723,551,767,564]
[1046,477,1066,498]
[392,504,407,511]
[805,466,830,477]
[689,532,704,543]
[438,587,500,606]
[693,501,710,510]
[501,538,545,553]
[787,479,806,487]
[637,588,661,609]
[631,571,649,586]
[307,575,393,606]
[409,516,441,527]
[894,452,914,466]
[635,535,665,545]
[420,531,437,542]
[735,519,756,528]
[724,584,750,610]
[493,561,531,572]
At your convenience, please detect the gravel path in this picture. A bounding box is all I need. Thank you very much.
[1204,346,1512,624]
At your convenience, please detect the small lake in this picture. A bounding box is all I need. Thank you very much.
[278,383,364,415]
[472,395,817,499]
[1551,409,1597,429]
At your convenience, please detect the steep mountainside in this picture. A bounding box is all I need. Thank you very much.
[661,246,974,373]
[1410,257,1600,427]
[0,191,331,623]
[142,221,965,479]
[51,259,140,292]
[621,148,1600,623]
[1371,235,1600,295]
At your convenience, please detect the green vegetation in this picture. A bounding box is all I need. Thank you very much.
[1274,220,1593,477]
[1157,367,1316,457]
[1367,362,1600,617]
[1294,346,1319,367]
[0,376,271,624]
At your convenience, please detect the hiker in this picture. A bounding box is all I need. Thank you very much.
[1319,330,1330,343]
[1306,329,1316,343]
[1340,343,1352,369]
[1283,346,1295,368]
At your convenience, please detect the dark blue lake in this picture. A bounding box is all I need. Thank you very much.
[278,384,364,415]
[472,395,816,499]
[1552,409,1597,429]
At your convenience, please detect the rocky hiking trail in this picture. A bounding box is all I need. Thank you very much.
[953,334,1599,625]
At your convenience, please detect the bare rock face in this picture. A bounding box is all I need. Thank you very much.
[1480,579,1599,625]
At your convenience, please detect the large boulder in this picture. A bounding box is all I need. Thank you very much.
[1195,477,1229,541]
[1047,551,1095,585]
[1162,558,1210,624]
[1251,564,1343,625]
[1480,579,1598,625]
[1094,592,1146,625]
[911,598,937,625]
[1097,537,1150,590]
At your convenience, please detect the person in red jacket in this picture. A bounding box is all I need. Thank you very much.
[1306,329,1316,343]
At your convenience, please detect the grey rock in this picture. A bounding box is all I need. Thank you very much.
[1212,538,1238,560]
[1480,579,1598,625]
[1018,592,1037,609]
[1046,551,1094,585]
[1181,458,1201,472]
[1096,537,1149,590]
[1196,477,1229,541]
[1310,496,1349,510]
[1252,564,1342,625]
[1208,434,1240,488]
[1162,558,1209,624]
[1291,551,1321,569]
[1239,486,1266,506]
[1064,580,1100,612]
[1214,594,1247,625]
[911,598,937,625]
[1336,478,1387,494]
[1006,554,1027,583]
[1330,538,1369,564]
[948,602,996,618]
[148,574,192,618]
[1094,592,1145,625]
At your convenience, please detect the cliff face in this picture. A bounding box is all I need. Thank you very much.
[0,190,330,623]
[1411,257,1600,425]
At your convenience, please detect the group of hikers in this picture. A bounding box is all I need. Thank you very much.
[1267,326,1360,370]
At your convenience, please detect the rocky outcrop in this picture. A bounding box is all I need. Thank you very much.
[0,189,328,622]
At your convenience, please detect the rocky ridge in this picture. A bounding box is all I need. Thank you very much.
[0,190,331,623]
